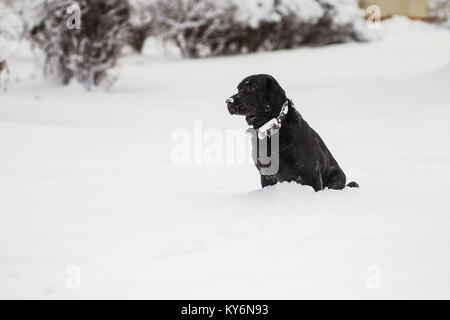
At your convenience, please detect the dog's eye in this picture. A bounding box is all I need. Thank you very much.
[247,85,256,92]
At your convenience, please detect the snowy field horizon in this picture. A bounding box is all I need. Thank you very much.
[1,17,450,299]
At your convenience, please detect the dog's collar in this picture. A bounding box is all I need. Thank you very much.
[247,100,290,139]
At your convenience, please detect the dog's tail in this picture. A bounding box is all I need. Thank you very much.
[347,181,359,188]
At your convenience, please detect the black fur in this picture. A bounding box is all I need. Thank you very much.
[227,74,358,191]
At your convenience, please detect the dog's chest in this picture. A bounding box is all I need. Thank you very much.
[252,133,302,176]
[251,125,310,181]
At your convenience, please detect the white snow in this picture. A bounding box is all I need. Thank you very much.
[233,0,359,26]
[234,0,324,26]
[1,18,450,299]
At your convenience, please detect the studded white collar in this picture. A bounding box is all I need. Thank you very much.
[248,100,290,139]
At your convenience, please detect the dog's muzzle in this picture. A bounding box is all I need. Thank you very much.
[226,96,236,114]
[227,94,243,115]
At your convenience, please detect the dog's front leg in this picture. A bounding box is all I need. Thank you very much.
[309,161,324,191]
[312,161,324,191]
[261,175,277,188]
[312,174,324,191]
[296,161,323,191]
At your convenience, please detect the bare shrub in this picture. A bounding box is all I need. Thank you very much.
[0,60,9,91]
[145,0,365,58]
[127,0,153,52]
[30,0,131,89]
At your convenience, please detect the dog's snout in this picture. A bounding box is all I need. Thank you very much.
[227,94,239,105]
[227,95,239,115]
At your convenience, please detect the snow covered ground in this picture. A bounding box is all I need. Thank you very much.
[1,18,450,299]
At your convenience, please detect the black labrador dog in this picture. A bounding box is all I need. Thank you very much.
[227,74,358,191]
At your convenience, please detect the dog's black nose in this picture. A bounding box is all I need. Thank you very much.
[227,96,237,114]
[226,97,234,105]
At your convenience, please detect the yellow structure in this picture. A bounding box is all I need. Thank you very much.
[359,0,429,19]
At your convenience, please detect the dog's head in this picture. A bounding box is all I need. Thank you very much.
[226,74,287,127]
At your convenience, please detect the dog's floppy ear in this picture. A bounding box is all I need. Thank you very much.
[265,75,286,108]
